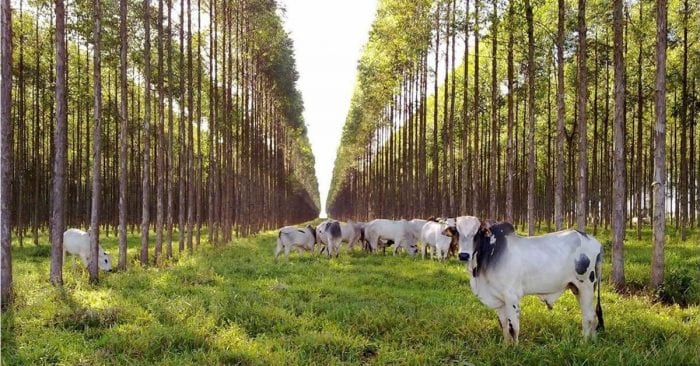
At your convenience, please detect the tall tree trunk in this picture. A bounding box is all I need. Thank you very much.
[472,0,480,216]
[651,0,667,289]
[505,1,513,223]
[1,0,13,309]
[118,0,128,271]
[554,0,565,231]
[461,0,469,215]
[679,0,688,241]
[186,0,194,252]
[89,0,102,283]
[489,0,498,219]
[636,1,644,239]
[50,0,67,285]
[576,0,588,232]
[432,3,440,215]
[526,0,535,235]
[140,0,152,266]
[611,0,626,289]
[154,0,164,264]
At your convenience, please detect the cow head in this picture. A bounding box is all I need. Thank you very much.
[98,249,113,271]
[455,216,481,263]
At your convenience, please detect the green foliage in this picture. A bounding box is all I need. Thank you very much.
[657,269,698,308]
[3,227,699,364]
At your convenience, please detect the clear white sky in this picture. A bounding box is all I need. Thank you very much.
[278,0,378,218]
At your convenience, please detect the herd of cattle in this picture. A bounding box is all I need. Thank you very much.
[276,216,604,344]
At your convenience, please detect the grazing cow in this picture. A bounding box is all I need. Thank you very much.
[316,220,343,257]
[63,228,113,271]
[340,220,364,251]
[364,219,418,256]
[275,225,317,259]
[456,219,604,344]
[420,219,458,260]
[407,219,427,240]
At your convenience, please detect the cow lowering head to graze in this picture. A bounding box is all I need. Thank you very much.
[457,220,604,344]
[364,219,418,256]
[63,228,112,271]
[275,225,317,260]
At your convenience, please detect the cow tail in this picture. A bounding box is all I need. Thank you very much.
[595,248,604,331]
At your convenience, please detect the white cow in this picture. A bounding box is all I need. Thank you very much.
[407,219,427,240]
[340,220,364,251]
[63,228,113,271]
[420,220,458,260]
[275,225,317,259]
[316,220,343,257]
[456,217,604,344]
[364,219,417,256]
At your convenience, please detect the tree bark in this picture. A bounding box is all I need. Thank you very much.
[651,0,667,289]
[526,0,535,235]
[489,0,498,219]
[554,0,565,231]
[89,0,102,283]
[505,1,513,223]
[140,0,152,266]
[50,0,67,286]
[576,0,588,232]
[1,0,13,309]
[118,0,128,271]
[611,0,626,289]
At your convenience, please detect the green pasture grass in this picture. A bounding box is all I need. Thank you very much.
[1,225,699,365]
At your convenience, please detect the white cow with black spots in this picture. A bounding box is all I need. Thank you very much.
[455,216,604,344]
[364,219,418,255]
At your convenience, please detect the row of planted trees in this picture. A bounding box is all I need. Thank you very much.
[327,0,698,289]
[1,0,320,308]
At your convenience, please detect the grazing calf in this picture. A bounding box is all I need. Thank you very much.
[456,218,604,344]
[420,219,458,260]
[63,228,112,271]
[275,225,317,260]
[364,219,417,256]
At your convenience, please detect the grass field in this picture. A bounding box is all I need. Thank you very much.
[2,225,699,365]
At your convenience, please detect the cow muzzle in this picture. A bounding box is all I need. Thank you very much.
[458,252,470,262]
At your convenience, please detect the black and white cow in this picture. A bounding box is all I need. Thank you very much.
[455,216,604,344]
[317,220,343,257]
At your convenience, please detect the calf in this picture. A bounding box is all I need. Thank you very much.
[275,225,317,260]
[63,228,113,271]
[456,217,604,344]
[340,220,364,251]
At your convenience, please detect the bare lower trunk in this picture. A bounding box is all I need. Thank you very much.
[611,0,626,289]
[651,0,667,289]
[50,0,67,286]
[88,0,102,284]
[118,0,128,271]
[1,0,13,309]
[554,0,565,231]
[526,0,535,235]
[576,0,588,232]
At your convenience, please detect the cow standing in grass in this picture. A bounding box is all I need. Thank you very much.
[364,219,417,255]
[275,225,317,260]
[420,219,458,260]
[317,220,343,258]
[455,217,604,344]
[63,229,113,271]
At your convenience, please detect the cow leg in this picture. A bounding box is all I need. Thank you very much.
[284,245,291,260]
[496,306,510,341]
[274,241,283,259]
[504,298,521,345]
[577,285,597,339]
